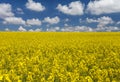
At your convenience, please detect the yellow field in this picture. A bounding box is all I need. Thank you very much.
[0,32,120,82]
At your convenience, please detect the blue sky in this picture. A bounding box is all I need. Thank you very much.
[0,0,120,31]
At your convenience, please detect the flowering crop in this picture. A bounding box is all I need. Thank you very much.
[0,32,120,82]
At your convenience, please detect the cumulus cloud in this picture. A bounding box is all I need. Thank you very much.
[28,28,42,32]
[28,29,34,32]
[65,18,69,22]
[97,16,114,28]
[86,16,120,31]
[54,27,60,31]
[26,0,45,12]
[35,28,42,31]
[5,28,10,31]
[95,26,119,32]
[56,1,84,15]
[43,16,60,24]
[16,8,24,14]
[86,18,98,23]
[0,3,26,26]
[61,26,93,32]
[46,27,60,32]
[18,26,27,32]
[26,18,42,26]
[117,21,120,25]
[64,24,68,27]
[0,3,14,19]
[86,16,114,28]
[3,17,25,25]
[60,25,119,32]
[87,0,120,15]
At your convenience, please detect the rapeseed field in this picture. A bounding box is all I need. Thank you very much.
[0,32,120,82]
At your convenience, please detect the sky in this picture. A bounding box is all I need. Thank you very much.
[0,0,120,32]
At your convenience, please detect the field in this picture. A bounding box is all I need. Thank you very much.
[0,32,120,82]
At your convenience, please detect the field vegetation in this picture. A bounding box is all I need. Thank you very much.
[0,32,120,82]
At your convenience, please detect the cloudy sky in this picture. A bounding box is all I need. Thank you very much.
[0,0,120,31]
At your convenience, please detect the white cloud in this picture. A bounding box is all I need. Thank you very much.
[3,17,25,25]
[35,28,42,31]
[87,0,120,15]
[117,21,120,24]
[86,18,98,23]
[55,27,60,30]
[79,19,83,23]
[97,16,114,28]
[56,1,84,15]
[86,16,114,28]
[28,29,34,32]
[64,23,68,27]
[75,26,93,32]
[26,0,45,12]
[46,27,60,32]
[61,26,93,32]
[0,3,26,26]
[5,28,10,31]
[65,18,69,22]
[16,8,24,14]
[60,25,119,32]
[25,28,42,32]
[18,26,27,32]
[43,16,60,24]
[26,18,42,26]
[0,3,14,19]
[95,26,119,31]
[86,16,120,31]
[3,17,42,26]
